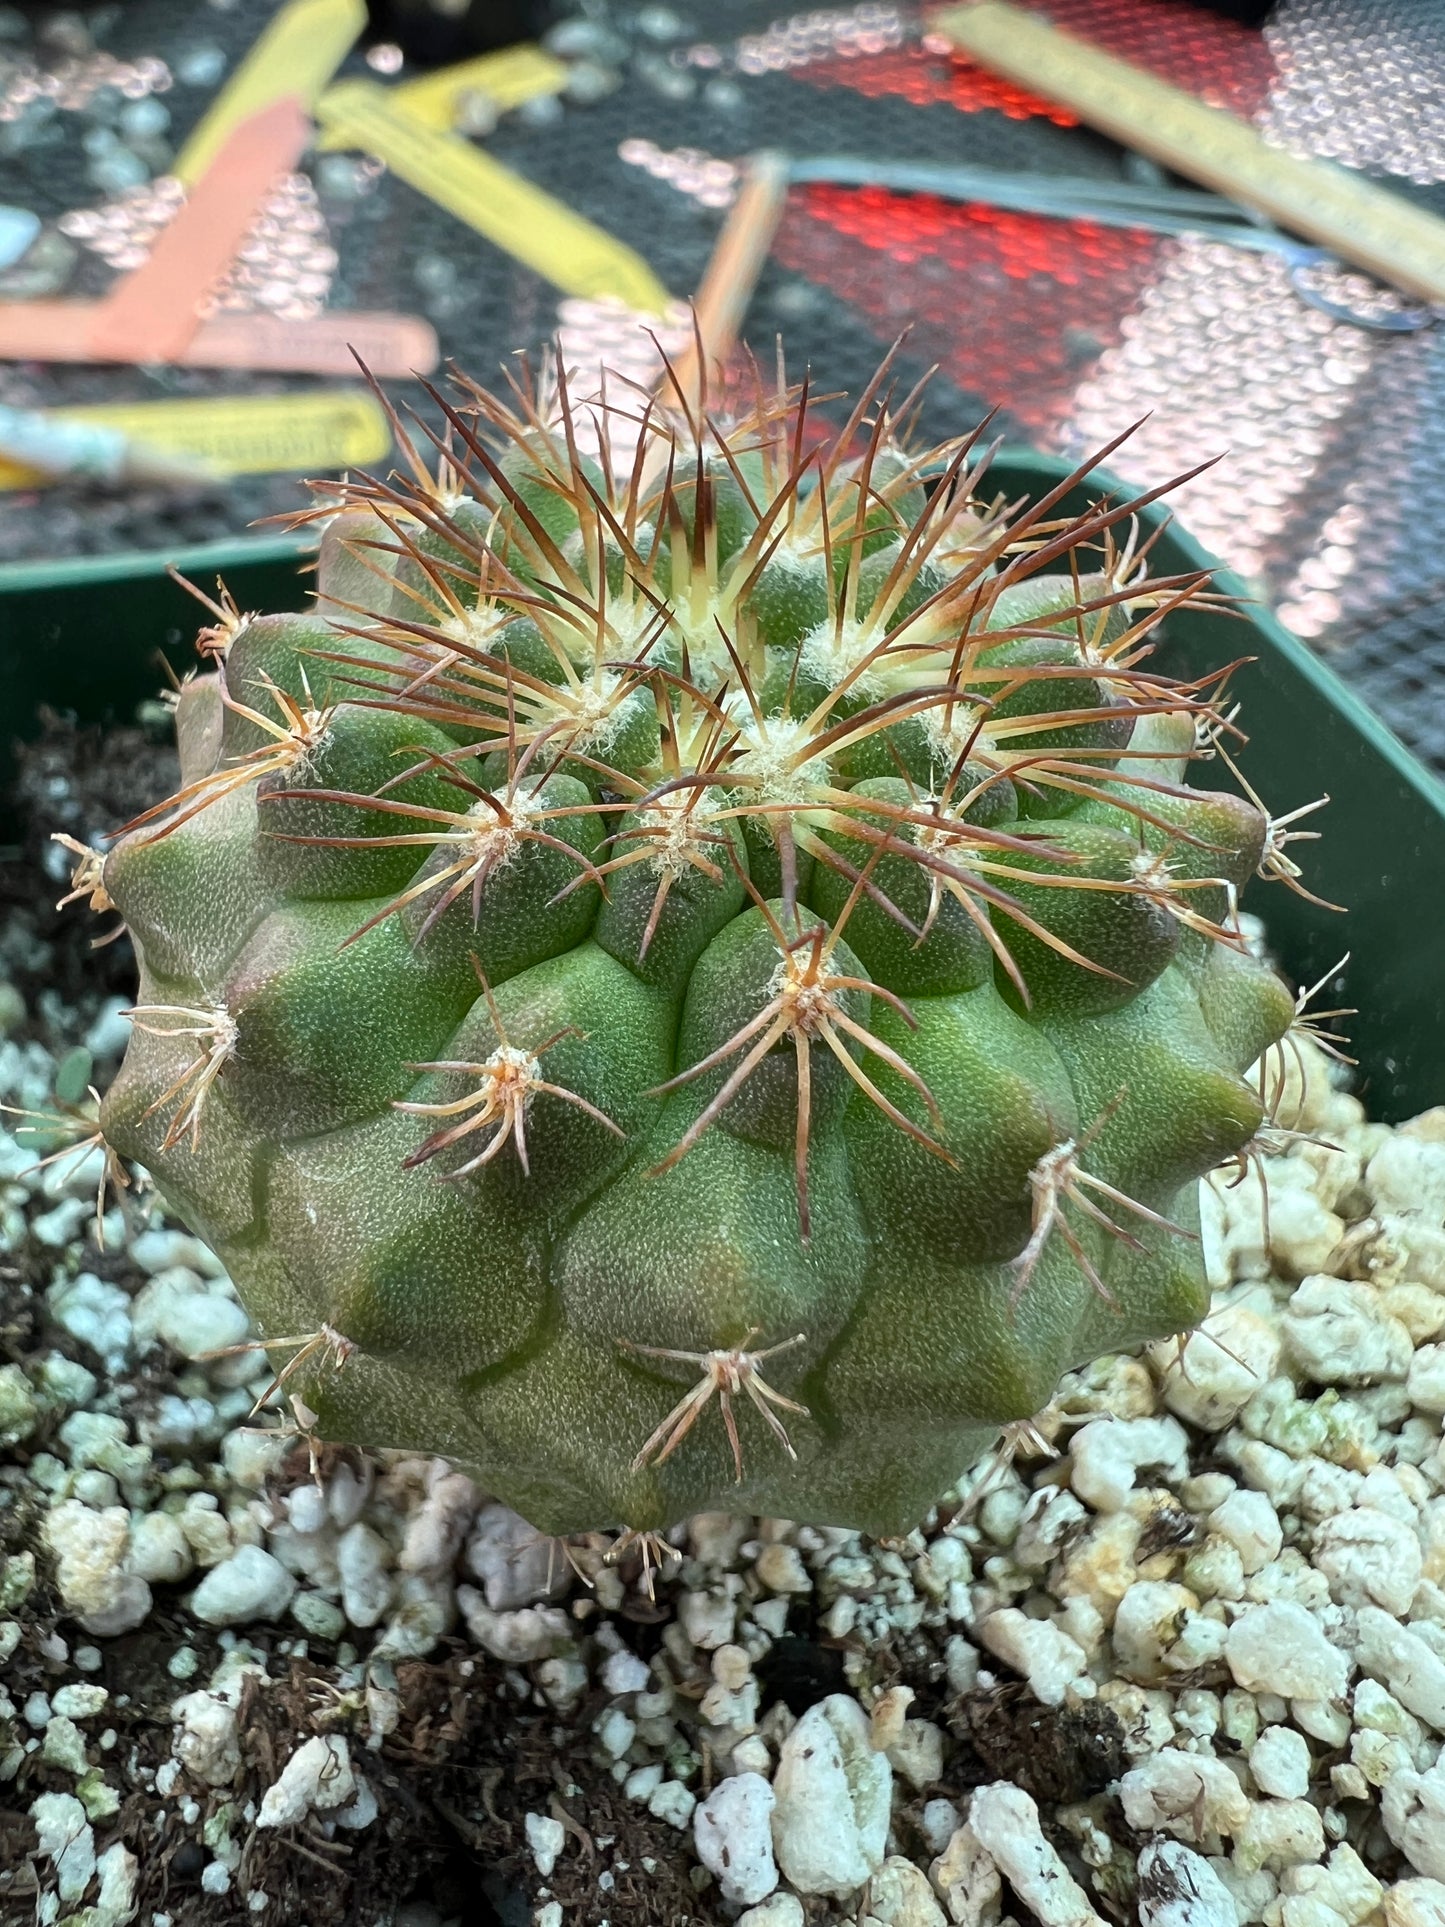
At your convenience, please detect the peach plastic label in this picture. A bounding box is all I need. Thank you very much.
[0,301,437,374]
[94,98,311,362]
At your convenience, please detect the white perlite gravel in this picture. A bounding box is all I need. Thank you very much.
[4,1009,1445,1926]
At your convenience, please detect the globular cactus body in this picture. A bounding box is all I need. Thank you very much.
[93,356,1301,1537]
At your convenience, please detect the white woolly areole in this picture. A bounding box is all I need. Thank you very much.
[638,790,723,881]
[797,615,886,696]
[439,604,509,653]
[480,1043,542,1105]
[912,802,975,861]
[920,700,992,771]
[731,713,829,808]
[465,788,540,871]
[567,674,648,753]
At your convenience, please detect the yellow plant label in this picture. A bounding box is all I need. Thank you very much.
[389,44,568,130]
[174,0,367,186]
[314,81,673,313]
[936,1,1445,306]
[0,390,391,491]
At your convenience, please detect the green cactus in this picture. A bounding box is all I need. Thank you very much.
[85,354,1308,1539]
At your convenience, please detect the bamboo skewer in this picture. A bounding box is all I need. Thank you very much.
[653,149,790,425]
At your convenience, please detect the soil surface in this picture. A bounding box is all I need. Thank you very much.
[3,715,1441,1927]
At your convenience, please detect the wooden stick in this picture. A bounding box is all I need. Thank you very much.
[657,150,790,419]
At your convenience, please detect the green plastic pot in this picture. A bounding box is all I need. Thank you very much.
[2,453,1441,1119]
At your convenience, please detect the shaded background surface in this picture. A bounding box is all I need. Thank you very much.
[2,0,1445,770]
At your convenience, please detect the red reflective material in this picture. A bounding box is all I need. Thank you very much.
[774,186,1162,433]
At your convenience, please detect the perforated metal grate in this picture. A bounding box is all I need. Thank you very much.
[0,0,1443,769]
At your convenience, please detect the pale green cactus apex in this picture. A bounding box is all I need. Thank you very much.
[87,353,1307,1538]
